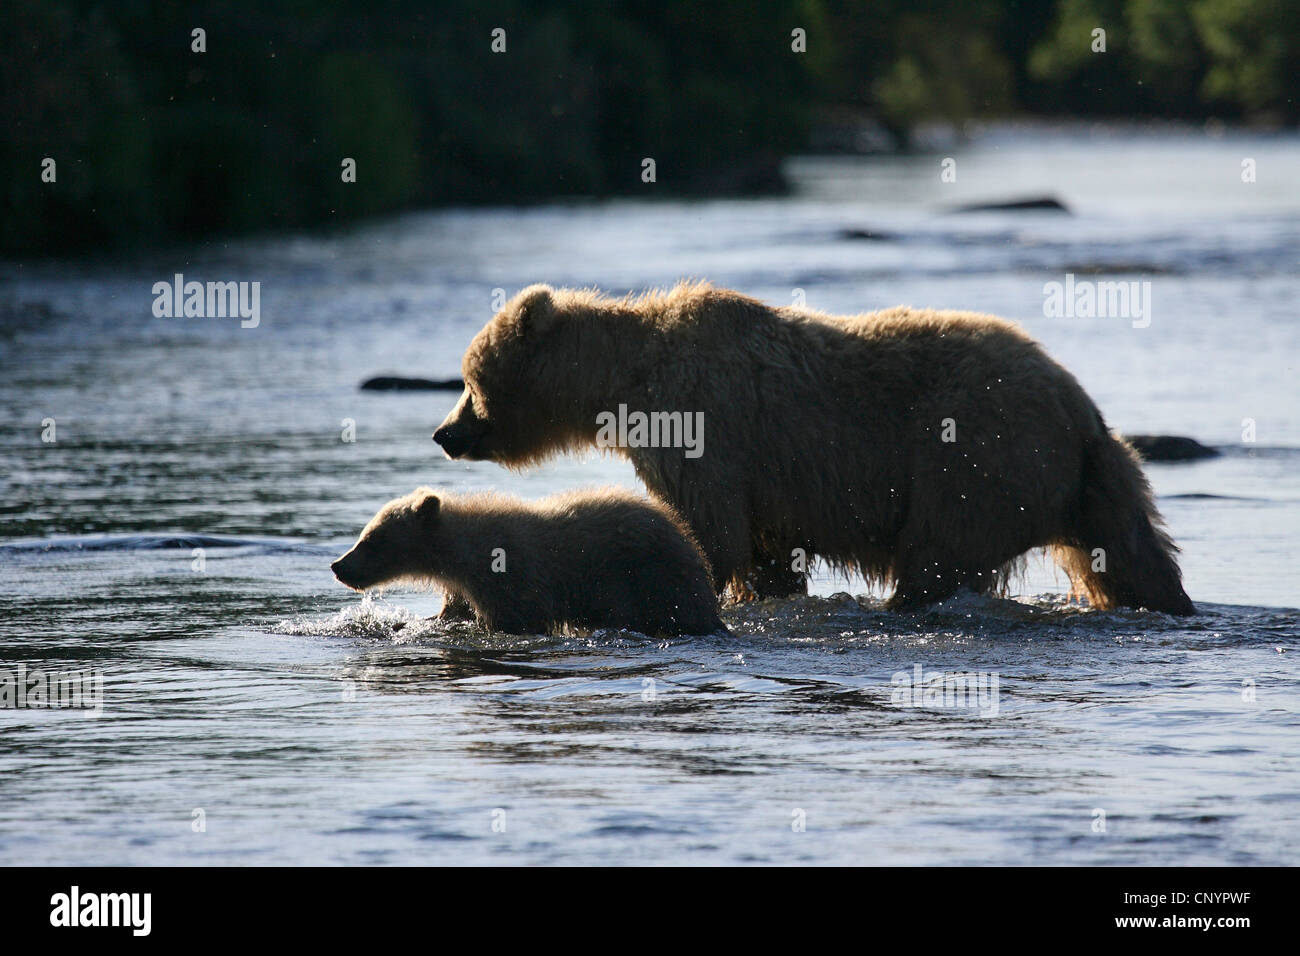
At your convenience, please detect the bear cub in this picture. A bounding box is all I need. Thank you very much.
[332,486,724,637]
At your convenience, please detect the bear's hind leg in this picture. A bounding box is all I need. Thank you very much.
[748,542,810,599]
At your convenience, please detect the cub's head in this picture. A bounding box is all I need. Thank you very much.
[434,285,581,466]
[331,488,441,591]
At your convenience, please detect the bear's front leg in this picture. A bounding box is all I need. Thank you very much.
[748,542,810,599]
[887,546,971,611]
[632,456,752,601]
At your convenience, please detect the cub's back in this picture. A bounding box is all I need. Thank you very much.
[532,487,721,634]
[536,488,709,567]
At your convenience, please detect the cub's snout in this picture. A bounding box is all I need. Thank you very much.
[331,553,367,591]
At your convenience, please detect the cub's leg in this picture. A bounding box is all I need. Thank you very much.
[473,592,557,635]
[436,590,477,621]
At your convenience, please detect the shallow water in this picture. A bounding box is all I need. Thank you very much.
[1,127,1298,864]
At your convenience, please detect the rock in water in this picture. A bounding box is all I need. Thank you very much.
[360,376,464,392]
[1124,435,1220,461]
[955,196,1070,213]
[838,227,899,241]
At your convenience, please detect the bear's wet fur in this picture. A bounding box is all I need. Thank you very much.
[332,486,725,636]
[434,282,1195,616]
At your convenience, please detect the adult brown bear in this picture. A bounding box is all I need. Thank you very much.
[434,283,1194,615]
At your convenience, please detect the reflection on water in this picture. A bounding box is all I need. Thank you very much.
[1,129,1298,864]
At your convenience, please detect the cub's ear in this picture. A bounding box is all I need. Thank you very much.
[514,285,554,334]
[413,491,441,518]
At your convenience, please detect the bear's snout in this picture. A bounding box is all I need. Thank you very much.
[434,422,481,459]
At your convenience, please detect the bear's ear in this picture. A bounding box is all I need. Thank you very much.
[413,491,440,518]
[514,285,554,335]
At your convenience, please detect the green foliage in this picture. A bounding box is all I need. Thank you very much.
[1,0,1295,256]
[311,53,421,215]
[1029,0,1300,119]
[1194,0,1300,118]
[874,32,1013,137]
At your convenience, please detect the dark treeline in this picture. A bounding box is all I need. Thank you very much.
[3,0,1296,256]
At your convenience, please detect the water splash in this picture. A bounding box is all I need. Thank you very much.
[273,594,427,640]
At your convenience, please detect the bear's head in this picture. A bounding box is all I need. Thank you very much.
[434,285,587,466]
[332,488,441,591]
